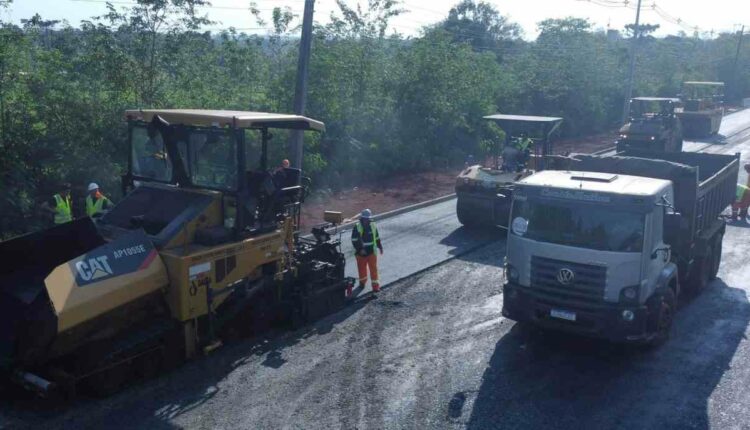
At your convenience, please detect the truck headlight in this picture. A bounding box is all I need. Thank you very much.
[620,285,639,303]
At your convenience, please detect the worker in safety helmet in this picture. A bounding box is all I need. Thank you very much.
[86,182,113,217]
[351,209,383,294]
[502,134,533,172]
[42,182,73,225]
[731,163,750,223]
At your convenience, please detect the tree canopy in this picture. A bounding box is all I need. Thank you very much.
[0,0,747,238]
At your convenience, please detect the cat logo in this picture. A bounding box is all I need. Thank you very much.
[75,256,114,282]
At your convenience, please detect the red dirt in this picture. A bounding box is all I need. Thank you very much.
[299,170,457,232]
[298,132,617,232]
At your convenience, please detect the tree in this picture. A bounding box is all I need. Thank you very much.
[440,0,522,57]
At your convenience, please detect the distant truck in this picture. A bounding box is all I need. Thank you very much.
[617,97,683,153]
[502,150,739,345]
[677,81,725,137]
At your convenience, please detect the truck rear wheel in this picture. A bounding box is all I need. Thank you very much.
[710,236,722,280]
[689,245,713,293]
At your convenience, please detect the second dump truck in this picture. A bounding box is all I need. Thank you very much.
[502,150,739,344]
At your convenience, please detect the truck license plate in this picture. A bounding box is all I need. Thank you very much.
[550,309,576,321]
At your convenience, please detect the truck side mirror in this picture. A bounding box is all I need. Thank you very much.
[664,212,682,245]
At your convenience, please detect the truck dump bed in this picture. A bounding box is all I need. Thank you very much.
[554,150,739,249]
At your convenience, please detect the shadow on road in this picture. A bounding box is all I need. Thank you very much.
[690,133,730,146]
[440,225,506,267]
[2,297,372,429]
[462,280,750,429]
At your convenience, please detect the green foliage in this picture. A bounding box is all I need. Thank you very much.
[0,0,748,237]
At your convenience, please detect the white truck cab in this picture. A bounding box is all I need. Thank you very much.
[502,150,739,345]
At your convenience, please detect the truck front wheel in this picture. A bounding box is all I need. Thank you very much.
[647,288,676,347]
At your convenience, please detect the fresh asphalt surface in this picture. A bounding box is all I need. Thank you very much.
[3,110,750,429]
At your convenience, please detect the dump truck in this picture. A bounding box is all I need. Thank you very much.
[617,97,683,153]
[455,115,563,228]
[502,150,739,345]
[0,109,353,396]
[677,81,725,137]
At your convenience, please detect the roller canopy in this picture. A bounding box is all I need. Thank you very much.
[125,109,325,132]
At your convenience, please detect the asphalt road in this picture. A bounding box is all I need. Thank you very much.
[3,109,750,429]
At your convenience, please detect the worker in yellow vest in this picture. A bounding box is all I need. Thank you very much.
[732,163,750,223]
[351,209,383,295]
[42,183,73,225]
[86,182,113,217]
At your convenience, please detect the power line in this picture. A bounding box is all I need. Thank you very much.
[69,0,301,12]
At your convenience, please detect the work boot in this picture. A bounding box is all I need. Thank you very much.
[372,284,381,293]
[346,285,353,297]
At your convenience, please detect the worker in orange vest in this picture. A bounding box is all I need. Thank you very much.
[351,209,383,294]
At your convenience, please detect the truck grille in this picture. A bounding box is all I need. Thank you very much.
[530,256,607,303]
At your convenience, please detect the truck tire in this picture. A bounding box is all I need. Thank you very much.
[709,236,722,280]
[688,245,713,293]
[647,288,676,347]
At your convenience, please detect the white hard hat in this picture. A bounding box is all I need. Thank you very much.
[361,208,372,219]
[88,182,99,192]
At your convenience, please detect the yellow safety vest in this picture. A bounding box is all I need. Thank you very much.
[738,184,750,202]
[86,194,110,216]
[355,222,379,253]
[53,194,72,224]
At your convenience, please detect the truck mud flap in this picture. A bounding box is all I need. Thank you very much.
[0,218,105,368]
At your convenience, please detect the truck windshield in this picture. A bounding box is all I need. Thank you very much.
[511,199,645,252]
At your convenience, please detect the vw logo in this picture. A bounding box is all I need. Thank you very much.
[557,268,575,285]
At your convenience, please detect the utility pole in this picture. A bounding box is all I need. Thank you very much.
[732,25,745,102]
[621,0,643,124]
[290,0,315,170]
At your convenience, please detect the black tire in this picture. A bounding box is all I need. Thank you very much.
[647,288,676,347]
[688,245,713,294]
[709,236,722,280]
[456,197,482,227]
[456,203,472,227]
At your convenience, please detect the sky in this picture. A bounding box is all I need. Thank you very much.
[3,0,749,39]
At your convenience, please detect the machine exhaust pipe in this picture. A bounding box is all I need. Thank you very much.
[12,370,55,396]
